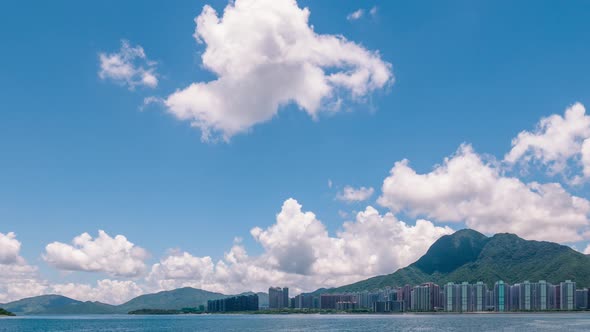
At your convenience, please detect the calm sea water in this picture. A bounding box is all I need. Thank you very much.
[1,313,590,332]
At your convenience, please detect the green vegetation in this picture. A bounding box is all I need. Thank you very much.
[439,233,590,288]
[129,309,182,315]
[117,287,226,313]
[127,308,378,315]
[323,229,590,293]
[2,288,237,315]
[0,308,15,316]
[0,295,119,315]
[6,229,590,316]
[181,306,206,314]
[251,308,372,315]
[128,307,205,315]
[413,229,489,274]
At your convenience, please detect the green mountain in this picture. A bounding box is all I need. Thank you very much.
[8,229,586,314]
[1,295,118,315]
[1,288,258,315]
[117,287,226,312]
[322,229,590,293]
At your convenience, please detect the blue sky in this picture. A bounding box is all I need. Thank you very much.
[1,0,590,303]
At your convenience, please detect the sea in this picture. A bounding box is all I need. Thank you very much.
[1,313,590,331]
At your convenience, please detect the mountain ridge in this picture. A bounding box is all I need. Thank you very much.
[316,229,590,294]
[0,294,119,315]
[1,288,259,315]
[5,229,590,314]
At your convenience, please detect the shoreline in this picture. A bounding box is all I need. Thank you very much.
[5,311,590,318]
[206,310,590,316]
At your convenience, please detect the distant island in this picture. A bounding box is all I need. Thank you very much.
[0,308,15,316]
[3,230,590,315]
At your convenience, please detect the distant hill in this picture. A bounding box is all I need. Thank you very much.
[1,295,118,315]
[9,229,586,314]
[1,287,265,315]
[0,308,15,316]
[320,229,590,293]
[117,287,226,312]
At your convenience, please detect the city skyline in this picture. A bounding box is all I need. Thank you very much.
[2,0,590,305]
[209,278,588,313]
[272,278,586,313]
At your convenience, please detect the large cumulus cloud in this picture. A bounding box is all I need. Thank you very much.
[378,144,590,243]
[165,0,393,141]
[146,199,452,295]
[44,230,149,277]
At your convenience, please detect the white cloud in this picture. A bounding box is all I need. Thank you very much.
[333,206,453,276]
[140,96,165,111]
[0,232,21,264]
[0,200,448,302]
[146,198,451,295]
[0,200,446,302]
[51,279,144,305]
[328,179,333,189]
[336,185,374,202]
[581,138,590,178]
[0,231,149,304]
[165,0,393,141]
[99,40,158,89]
[369,6,378,17]
[347,9,364,21]
[378,144,590,243]
[0,232,48,303]
[0,232,145,304]
[146,244,288,295]
[0,264,47,303]
[251,199,329,275]
[348,6,377,21]
[0,274,143,304]
[148,251,215,283]
[505,102,590,181]
[44,230,149,277]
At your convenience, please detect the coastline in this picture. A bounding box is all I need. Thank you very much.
[126,309,590,316]
[5,311,590,318]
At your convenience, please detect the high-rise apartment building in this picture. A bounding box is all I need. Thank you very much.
[207,294,259,312]
[494,281,510,312]
[286,279,584,313]
[537,280,550,310]
[509,283,520,310]
[293,293,315,309]
[560,280,576,311]
[411,283,436,312]
[444,282,460,312]
[401,284,412,310]
[576,289,588,310]
[319,294,356,310]
[444,281,484,312]
[474,282,487,311]
[282,287,289,308]
[460,282,472,312]
[520,281,532,311]
[268,287,289,309]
